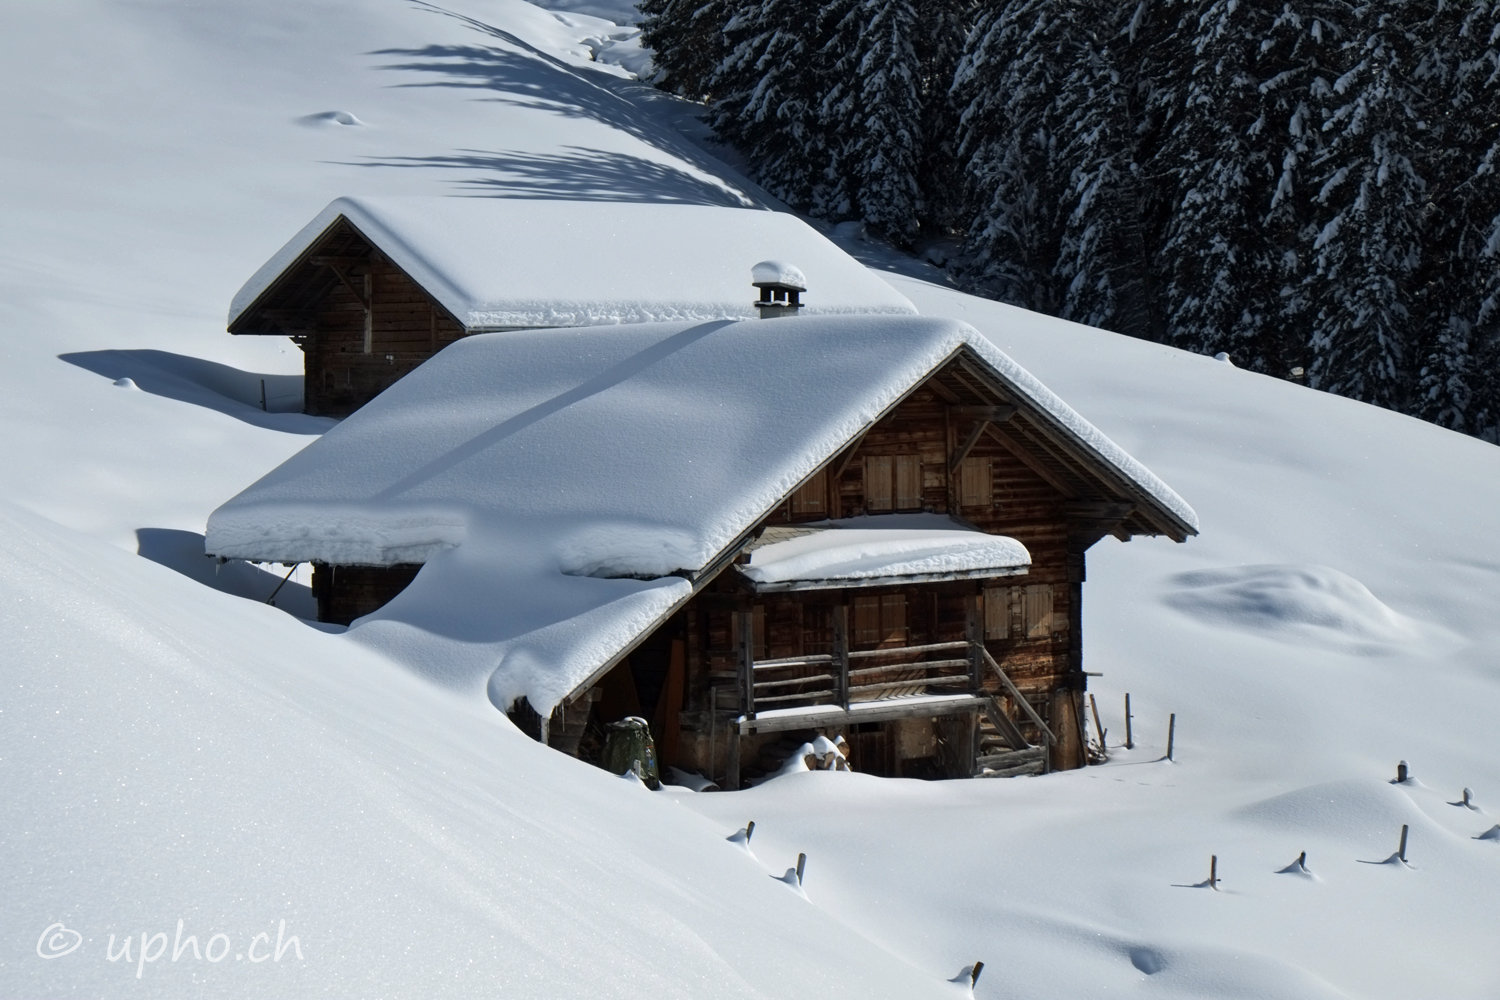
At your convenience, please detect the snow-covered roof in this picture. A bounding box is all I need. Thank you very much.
[229,197,915,330]
[739,516,1030,591]
[205,314,1197,710]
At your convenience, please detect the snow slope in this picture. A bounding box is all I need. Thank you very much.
[2,1,1499,998]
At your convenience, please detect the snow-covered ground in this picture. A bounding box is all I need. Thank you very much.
[2,1,1498,997]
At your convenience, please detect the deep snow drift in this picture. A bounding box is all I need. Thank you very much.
[2,1,1499,998]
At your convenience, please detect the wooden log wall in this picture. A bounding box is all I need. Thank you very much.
[304,261,467,417]
[311,562,422,626]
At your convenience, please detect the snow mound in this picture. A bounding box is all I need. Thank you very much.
[1164,564,1426,652]
[298,110,365,126]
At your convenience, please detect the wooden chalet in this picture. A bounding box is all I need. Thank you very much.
[227,196,918,417]
[210,222,1197,788]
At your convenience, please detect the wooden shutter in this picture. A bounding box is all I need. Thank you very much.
[853,595,882,645]
[983,586,1009,640]
[960,457,993,508]
[895,456,922,510]
[790,468,826,515]
[865,456,893,511]
[880,593,908,645]
[1024,584,1054,638]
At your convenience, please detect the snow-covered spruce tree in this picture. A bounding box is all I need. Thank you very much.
[1047,1,1170,341]
[818,0,927,243]
[1412,1,1500,438]
[951,0,1089,314]
[707,0,840,211]
[1302,2,1431,410]
[912,0,976,235]
[638,0,734,101]
[1154,0,1354,374]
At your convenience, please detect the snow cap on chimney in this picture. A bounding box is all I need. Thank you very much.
[752,260,806,319]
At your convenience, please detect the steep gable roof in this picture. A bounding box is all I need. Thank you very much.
[205,315,1196,712]
[228,197,917,334]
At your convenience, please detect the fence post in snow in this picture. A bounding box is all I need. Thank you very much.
[1209,855,1218,890]
[795,853,806,886]
[745,821,755,844]
[1396,760,1409,783]
[970,961,984,988]
[1089,694,1105,751]
[1124,693,1133,749]
[1398,824,1409,862]
[260,378,267,411]
[1166,714,1176,761]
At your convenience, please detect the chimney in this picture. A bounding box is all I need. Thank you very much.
[752,260,806,319]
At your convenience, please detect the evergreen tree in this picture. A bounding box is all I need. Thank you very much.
[639,0,733,101]
[1303,2,1430,409]
[819,0,927,243]
[707,0,838,211]
[1413,1,1500,438]
[1155,1,1352,373]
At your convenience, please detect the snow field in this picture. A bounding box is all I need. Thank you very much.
[0,0,1498,997]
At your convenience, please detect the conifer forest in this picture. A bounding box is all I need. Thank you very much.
[641,1,1500,440]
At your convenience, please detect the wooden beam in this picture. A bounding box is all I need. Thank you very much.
[979,702,1033,752]
[828,426,871,482]
[738,696,985,735]
[981,647,1057,745]
[950,405,1016,422]
[317,260,368,308]
[949,419,989,474]
[982,423,1081,499]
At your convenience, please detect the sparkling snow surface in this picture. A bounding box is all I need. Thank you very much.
[4,1,1500,998]
[739,516,1030,586]
[230,198,916,329]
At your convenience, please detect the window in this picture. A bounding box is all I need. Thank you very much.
[853,593,907,647]
[866,455,921,511]
[1023,585,1054,638]
[790,468,826,515]
[983,586,1009,640]
[960,457,993,508]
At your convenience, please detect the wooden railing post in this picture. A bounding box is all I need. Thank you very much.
[966,592,983,692]
[733,611,756,720]
[833,605,850,710]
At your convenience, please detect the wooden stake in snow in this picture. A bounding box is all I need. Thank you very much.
[1396,760,1409,783]
[1089,693,1106,749]
[970,961,985,988]
[260,378,268,411]
[1166,713,1176,761]
[1124,693,1134,749]
[1398,824,1409,862]
[1462,787,1474,808]
[1209,854,1218,890]
[745,820,755,844]
[795,853,806,886]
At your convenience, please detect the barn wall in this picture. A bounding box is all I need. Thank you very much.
[303,262,467,417]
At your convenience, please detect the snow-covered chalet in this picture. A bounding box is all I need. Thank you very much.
[209,197,1198,787]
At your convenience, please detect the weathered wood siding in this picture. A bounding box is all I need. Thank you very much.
[304,261,467,417]
[311,562,422,626]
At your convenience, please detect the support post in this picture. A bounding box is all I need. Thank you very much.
[1167,713,1176,761]
[726,728,741,792]
[1089,693,1106,750]
[1125,693,1134,749]
[734,611,755,720]
[833,604,850,710]
[363,273,373,354]
[965,592,983,692]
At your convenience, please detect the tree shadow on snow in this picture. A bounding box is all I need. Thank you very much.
[136,528,317,620]
[358,2,757,206]
[347,146,748,205]
[60,350,333,434]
